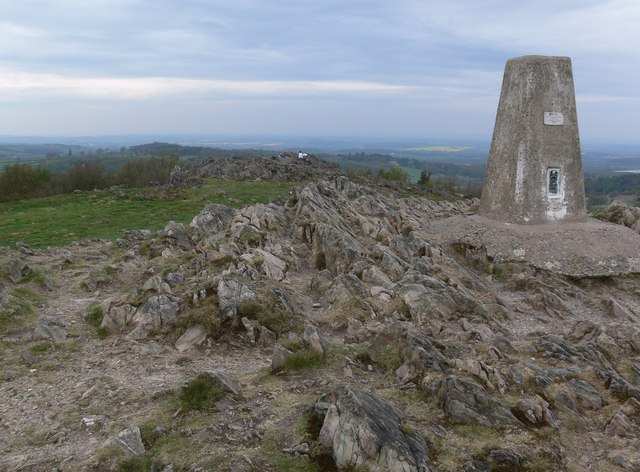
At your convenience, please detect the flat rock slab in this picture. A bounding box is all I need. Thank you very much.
[424,215,640,277]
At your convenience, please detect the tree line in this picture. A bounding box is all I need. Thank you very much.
[0,155,181,202]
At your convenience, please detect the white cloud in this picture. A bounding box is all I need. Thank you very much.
[0,69,412,101]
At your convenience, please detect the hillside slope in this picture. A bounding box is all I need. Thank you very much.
[1,176,639,471]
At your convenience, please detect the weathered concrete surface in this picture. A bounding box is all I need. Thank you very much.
[480,55,586,224]
[424,215,640,277]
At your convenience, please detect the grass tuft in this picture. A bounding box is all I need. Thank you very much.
[85,305,108,339]
[282,349,324,373]
[178,374,226,413]
[238,298,297,335]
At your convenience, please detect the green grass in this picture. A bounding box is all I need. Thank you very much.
[178,374,226,413]
[0,287,44,334]
[281,349,325,373]
[258,430,321,472]
[0,178,300,248]
[238,299,297,335]
[85,305,109,339]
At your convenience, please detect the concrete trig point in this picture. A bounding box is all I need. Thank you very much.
[480,55,587,224]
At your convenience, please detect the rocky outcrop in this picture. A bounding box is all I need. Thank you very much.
[4,174,640,472]
[127,295,180,339]
[7,258,31,283]
[32,315,67,343]
[428,375,522,427]
[193,154,343,182]
[102,426,145,457]
[190,203,237,235]
[596,200,640,232]
[368,321,448,382]
[312,386,435,471]
[216,277,257,318]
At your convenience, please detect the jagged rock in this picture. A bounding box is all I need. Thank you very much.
[102,304,136,330]
[362,266,394,288]
[81,415,107,431]
[142,275,172,294]
[325,274,367,304]
[190,203,236,235]
[7,258,31,283]
[369,322,448,382]
[271,344,294,372]
[567,320,601,342]
[621,397,640,417]
[200,371,242,397]
[16,241,35,255]
[603,298,634,319]
[313,222,366,274]
[122,229,152,241]
[162,221,193,250]
[167,164,191,188]
[258,326,277,347]
[175,325,207,353]
[567,379,603,409]
[312,386,434,471]
[241,317,256,343]
[84,278,99,292]
[303,324,329,356]
[605,412,637,438]
[102,426,145,457]
[607,450,640,470]
[487,449,522,472]
[21,349,39,366]
[253,248,287,280]
[596,200,640,229]
[462,460,488,471]
[32,315,67,343]
[428,375,522,427]
[373,244,409,280]
[536,334,578,360]
[451,359,506,393]
[128,295,180,339]
[217,278,256,318]
[164,272,185,287]
[234,203,287,234]
[194,154,342,182]
[397,278,489,326]
[606,373,640,400]
[512,396,559,429]
[310,269,333,295]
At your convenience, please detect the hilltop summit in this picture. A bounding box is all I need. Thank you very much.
[1,175,639,471]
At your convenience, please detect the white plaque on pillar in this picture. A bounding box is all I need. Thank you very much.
[544,112,564,125]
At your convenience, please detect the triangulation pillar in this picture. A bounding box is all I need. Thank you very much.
[479,55,586,224]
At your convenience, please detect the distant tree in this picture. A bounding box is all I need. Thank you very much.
[417,170,431,187]
[115,155,181,188]
[377,166,410,184]
[56,161,108,192]
[0,163,51,201]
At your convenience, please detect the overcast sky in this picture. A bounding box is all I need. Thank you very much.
[0,0,639,142]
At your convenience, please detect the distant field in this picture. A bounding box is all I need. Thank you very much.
[402,146,472,152]
[0,178,298,248]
